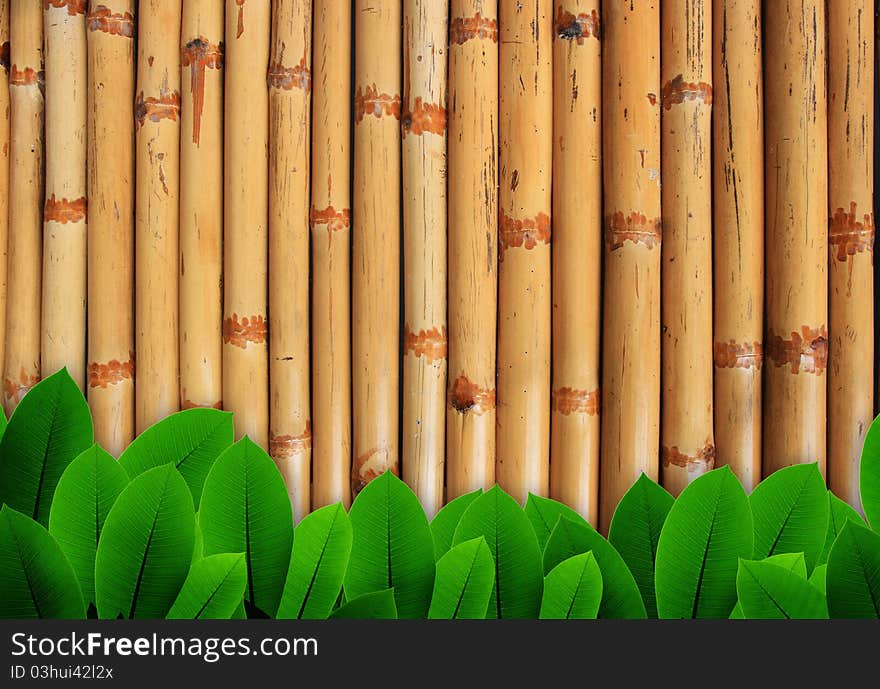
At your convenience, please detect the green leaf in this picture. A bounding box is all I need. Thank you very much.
[0,368,94,525]
[344,471,434,618]
[543,515,646,619]
[48,444,129,605]
[540,552,603,619]
[859,413,880,529]
[736,559,828,619]
[453,485,543,619]
[193,512,204,561]
[199,437,293,617]
[817,491,865,566]
[427,537,494,619]
[119,408,234,507]
[0,505,85,618]
[749,463,828,572]
[827,521,880,618]
[0,407,7,437]
[330,589,397,619]
[94,465,194,619]
[809,564,827,594]
[524,493,588,552]
[430,489,481,560]
[655,466,754,618]
[166,553,247,619]
[762,552,808,578]
[277,503,352,619]
[607,473,674,618]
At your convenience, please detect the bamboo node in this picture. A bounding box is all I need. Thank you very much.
[662,443,716,470]
[766,326,828,375]
[352,446,397,495]
[449,13,498,45]
[44,0,86,16]
[605,211,661,251]
[551,387,600,416]
[268,56,311,93]
[222,314,268,349]
[0,42,8,73]
[86,6,135,37]
[3,368,40,405]
[44,195,87,224]
[270,421,313,460]
[448,375,496,415]
[182,38,224,146]
[401,97,446,137]
[404,325,447,363]
[354,84,401,123]
[135,91,181,129]
[9,65,43,89]
[181,399,224,410]
[310,205,350,233]
[554,7,601,42]
[660,75,713,110]
[499,210,551,256]
[713,341,763,370]
[829,203,875,262]
[88,358,134,389]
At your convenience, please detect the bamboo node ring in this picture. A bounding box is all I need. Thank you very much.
[403,325,447,363]
[88,358,135,389]
[551,387,600,416]
[661,443,716,470]
[353,446,397,495]
[44,195,87,224]
[660,74,713,110]
[3,369,40,405]
[223,314,268,349]
[182,399,224,411]
[448,375,495,415]
[310,205,350,233]
[498,210,551,256]
[713,341,763,370]
[829,203,875,261]
[605,211,661,251]
[554,7,601,43]
[135,91,181,129]
[267,56,311,93]
[401,97,446,137]
[270,421,313,460]
[449,13,498,45]
[182,37,224,145]
[44,0,87,16]
[86,6,135,37]
[766,326,829,375]
[9,64,43,89]
[354,84,401,123]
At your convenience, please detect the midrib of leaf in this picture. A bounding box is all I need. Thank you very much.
[385,481,393,590]
[564,560,589,619]
[745,566,791,619]
[297,510,337,619]
[493,493,502,619]
[451,544,481,619]
[766,473,810,557]
[244,458,255,606]
[128,475,168,619]
[31,383,63,522]
[850,537,880,617]
[690,481,724,619]
[11,519,45,618]
[194,561,240,619]
[172,419,224,472]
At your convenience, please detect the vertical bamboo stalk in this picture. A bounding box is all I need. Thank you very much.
[446,2,498,499]
[310,0,351,509]
[763,0,828,477]
[660,0,713,495]
[352,0,401,494]
[223,0,269,448]
[87,1,135,456]
[496,0,552,505]
[600,1,661,531]
[269,0,311,522]
[180,0,223,412]
[135,1,181,432]
[712,0,763,492]
[828,0,874,512]
[550,3,601,523]
[0,0,9,377]
[402,0,447,519]
[3,1,43,415]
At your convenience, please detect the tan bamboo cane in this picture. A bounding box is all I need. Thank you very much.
[86,1,135,456]
[659,0,714,496]
[446,2,498,500]
[402,0,447,519]
[0,0,9,377]
[310,0,351,509]
[223,0,269,448]
[3,1,43,415]
[828,0,874,512]
[268,0,311,522]
[763,0,828,478]
[352,0,401,495]
[549,3,601,524]
[712,0,763,492]
[496,0,552,505]
[135,1,181,432]
[180,0,223,413]
[42,0,87,389]
[600,1,661,531]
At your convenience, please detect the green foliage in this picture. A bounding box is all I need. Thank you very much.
[430,489,481,560]
[817,491,866,566]
[331,589,397,619]
[826,521,880,618]
[524,493,588,551]
[540,552,603,620]
[736,558,828,619]
[167,553,247,620]
[860,414,880,529]
[428,538,494,619]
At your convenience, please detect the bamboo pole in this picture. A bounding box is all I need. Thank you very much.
[223,0,269,448]
[763,0,828,477]
[269,0,311,522]
[446,2,498,500]
[135,1,181,432]
[828,0,874,512]
[402,0,447,519]
[3,1,43,415]
[352,0,401,495]
[180,0,223,413]
[550,3,601,524]
[660,0,714,496]
[310,0,351,509]
[712,0,763,492]
[86,1,135,456]
[600,1,661,531]
[496,0,552,505]
[0,0,9,378]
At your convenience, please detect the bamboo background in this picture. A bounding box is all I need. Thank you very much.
[0,1,876,530]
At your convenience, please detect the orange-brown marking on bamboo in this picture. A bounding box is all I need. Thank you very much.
[223,313,267,349]
[182,37,223,146]
[499,210,551,255]
[449,12,498,44]
[448,375,496,415]
[552,387,600,415]
[181,399,224,410]
[766,325,828,375]
[829,202,875,262]
[605,211,661,251]
[270,421,312,460]
[661,74,713,109]
[0,42,9,73]
[554,6,600,42]
[662,443,716,470]
[135,91,181,129]
[354,84,401,123]
[352,446,398,494]
[404,325,447,363]
[9,65,42,87]
[309,205,350,233]
[235,0,245,39]
[401,97,446,137]
[86,6,135,37]
[44,0,86,15]
[713,341,763,370]
[44,195,87,224]
[647,93,657,106]
[88,358,134,388]
[3,368,39,402]
[268,55,311,93]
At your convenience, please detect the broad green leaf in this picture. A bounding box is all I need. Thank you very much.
[524,493,588,551]
[817,492,865,566]
[736,559,828,619]
[729,603,744,619]
[0,408,7,437]
[859,414,880,529]
[277,503,352,619]
[453,485,543,619]
[167,553,247,619]
[200,437,293,617]
[231,601,246,619]
[330,589,397,619]
[428,537,494,619]
[827,521,880,618]
[431,489,481,560]
[94,465,194,619]
[48,445,129,605]
[608,473,674,617]
[119,408,234,507]
[809,564,827,594]
[344,472,434,618]
[762,552,808,578]
[543,515,646,619]
[0,368,94,525]
[540,552,603,619]
[655,466,754,619]
[750,463,828,572]
[193,512,204,561]
[0,505,85,618]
